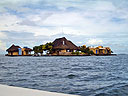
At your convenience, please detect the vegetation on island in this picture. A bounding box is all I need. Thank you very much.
[71,45,94,55]
[33,43,94,56]
[33,42,53,56]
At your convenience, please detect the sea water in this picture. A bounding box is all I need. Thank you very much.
[0,54,128,96]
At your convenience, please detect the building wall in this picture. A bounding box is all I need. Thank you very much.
[103,49,106,54]
[102,49,111,54]
[105,47,111,54]
[90,48,99,54]
[7,48,30,56]
[22,48,25,55]
[52,49,74,55]
[60,50,66,52]
[99,49,106,54]
[7,47,32,56]
[8,52,12,55]
[22,48,30,55]
[8,52,19,55]
[23,51,27,55]
[104,49,108,54]
[90,47,111,55]
[13,52,19,55]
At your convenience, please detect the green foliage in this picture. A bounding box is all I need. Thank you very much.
[33,42,95,56]
[79,45,86,53]
[45,42,53,54]
[33,42,53,55]
[90,50,94,55]
[39,45,43,54]
[85,47,90,53]
[71,51,80,55]
[71,52,76,55]
[33,46,40,54]
[79,46,94,55]
[76,51,80,55]
[42,45,46,50]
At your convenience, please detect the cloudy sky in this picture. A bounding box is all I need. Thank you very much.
[0,0,128,54]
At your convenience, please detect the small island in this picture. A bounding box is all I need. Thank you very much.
[6,37,115,56]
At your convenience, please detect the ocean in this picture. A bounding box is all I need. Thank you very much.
[0,54,128,96]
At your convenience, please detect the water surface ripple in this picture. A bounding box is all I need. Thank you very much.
[0,54,128,96]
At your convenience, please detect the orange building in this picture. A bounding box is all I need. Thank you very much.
[6,44,32,56]
[89,46,111,55]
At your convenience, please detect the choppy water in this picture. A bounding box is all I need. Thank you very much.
[0,55,128,96]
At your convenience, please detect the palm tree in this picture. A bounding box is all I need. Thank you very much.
[33,46,40,56]
[45,42,53,54]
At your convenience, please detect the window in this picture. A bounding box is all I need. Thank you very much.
[63,41,65,45]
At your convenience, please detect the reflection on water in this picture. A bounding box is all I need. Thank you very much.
[0,54,128,96]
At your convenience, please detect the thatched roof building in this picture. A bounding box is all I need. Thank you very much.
[23,47,33,51]
[6,44,21,52]
[6,44,32,56]
[53,37,78,50]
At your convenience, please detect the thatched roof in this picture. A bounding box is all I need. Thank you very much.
[6,44,21,52]
[53,37,78,50]
[24,47,33,51]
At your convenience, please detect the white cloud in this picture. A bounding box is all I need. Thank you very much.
[92,1,116,11]
[0,13,21,30]
[0,0,128,37]
[0,40,6,51]
[0,10,128,37]
[87,39,103,45]
[0,32,7,39]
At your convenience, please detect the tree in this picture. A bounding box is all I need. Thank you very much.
[81,46,94,55]
[38,45,44,56]
[33,46,40,56]
[33,42,53,56]
[45,42,53,54]
[80,45,86,53]
[85,47,90,53]
[42,45,46,50]
[90,50,94,55]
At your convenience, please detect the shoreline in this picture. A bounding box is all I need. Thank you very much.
[5,54,117,57]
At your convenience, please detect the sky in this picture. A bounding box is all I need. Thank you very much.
[0,0,128,54]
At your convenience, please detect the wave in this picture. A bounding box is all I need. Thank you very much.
[90,83,128,96]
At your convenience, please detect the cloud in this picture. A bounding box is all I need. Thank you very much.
[0,0,128,36]
[0,40,6,51]
[0,0,128,54]
[0,0,128,14]
[1,10,128,37]
[87,39,103,45]
[0,32,7,39]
